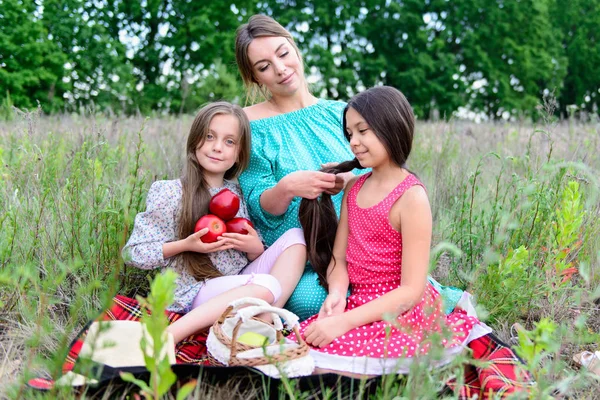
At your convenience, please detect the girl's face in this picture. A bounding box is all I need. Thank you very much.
[247,36,304,97]
[195,114,241,179]
[345,107,389,169]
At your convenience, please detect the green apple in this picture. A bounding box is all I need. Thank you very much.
[237,331,269,347]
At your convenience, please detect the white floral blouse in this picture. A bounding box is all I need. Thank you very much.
[122,179,254,313]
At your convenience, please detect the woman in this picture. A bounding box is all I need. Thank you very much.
[235,15,464,321]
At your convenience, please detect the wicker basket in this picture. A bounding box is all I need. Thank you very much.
[206,297,314,377]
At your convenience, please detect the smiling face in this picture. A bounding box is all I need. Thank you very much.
[247,36,304,97]
[345,107,391,169]
[195,114,241,182]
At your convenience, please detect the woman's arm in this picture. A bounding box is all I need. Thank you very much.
[260,170,338,216]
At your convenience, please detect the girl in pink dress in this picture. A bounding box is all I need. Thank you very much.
[296,86,491,375]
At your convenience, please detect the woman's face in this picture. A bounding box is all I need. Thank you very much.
[247,36,304,97]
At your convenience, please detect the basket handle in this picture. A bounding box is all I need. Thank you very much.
[222,297,284,329]
[228,297,272,311]
[231,304,300,329]
[229,304,307,360]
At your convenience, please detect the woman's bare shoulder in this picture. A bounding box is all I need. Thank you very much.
[243,102,274,121]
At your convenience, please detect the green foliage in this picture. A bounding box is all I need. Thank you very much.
[1,0,598,118]
[551,181,584,275]
[120,270,180,399]
[41,0,137,113]
[0,0,68,113]
[357,0,467,119]
[442,0,567,118]
[552,0,600,115]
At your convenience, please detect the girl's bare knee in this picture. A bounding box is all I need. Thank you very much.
[246,274,281,304]
[252,285,275,304]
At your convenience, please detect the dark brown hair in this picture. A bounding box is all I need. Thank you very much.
[299,86,415,288]
[178,102,251,281]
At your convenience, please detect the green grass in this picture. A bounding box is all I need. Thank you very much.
[1,109,599,398]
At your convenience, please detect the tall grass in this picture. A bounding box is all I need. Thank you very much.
[1,109,599,398]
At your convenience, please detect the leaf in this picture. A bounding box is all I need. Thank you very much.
[120,371,152,393]
[592,283,600,301]
[176,379,198,400]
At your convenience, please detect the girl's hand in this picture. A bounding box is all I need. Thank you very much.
[218,223,264,255]
[318,292,346,320]
[283,170,337,199]
[304,315,351,348]
[185,228,233,253]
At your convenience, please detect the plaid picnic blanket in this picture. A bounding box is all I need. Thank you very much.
[28,295,534,397]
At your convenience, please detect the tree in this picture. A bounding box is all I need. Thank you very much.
[355,0,467,119]
[161,0,257,111]
[268,0,365,100]
[0,0,68,112]
[552,0,600,115]
[41,0,137,113]
[442,0,567,118]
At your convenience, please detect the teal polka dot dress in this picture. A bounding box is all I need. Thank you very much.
[239,100,354,321]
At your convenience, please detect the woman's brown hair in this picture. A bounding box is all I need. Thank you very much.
[235,14,307,104]
[299,86,415,289]
[178,102,251,281]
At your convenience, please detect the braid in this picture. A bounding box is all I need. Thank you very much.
[298,159,364,288]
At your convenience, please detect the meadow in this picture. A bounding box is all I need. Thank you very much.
[1,106,599,399]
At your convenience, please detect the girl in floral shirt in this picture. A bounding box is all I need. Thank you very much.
[122,102,306,343]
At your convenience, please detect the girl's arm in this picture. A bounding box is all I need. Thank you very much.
[162,230,230,258]
[122,181,180,269]
[122,181,231,269]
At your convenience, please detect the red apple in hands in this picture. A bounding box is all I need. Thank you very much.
[194,215,226,243]
[209,189,240,221]
[226,217,254,235]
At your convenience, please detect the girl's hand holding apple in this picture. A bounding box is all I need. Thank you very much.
[218,222,264,259]
[185,228,233,254]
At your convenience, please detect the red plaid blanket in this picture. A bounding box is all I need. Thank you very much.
[29,295,533,397]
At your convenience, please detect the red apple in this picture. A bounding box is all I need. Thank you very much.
[226,217,254,235]
[194,215,226,243]
[209,189,240,221]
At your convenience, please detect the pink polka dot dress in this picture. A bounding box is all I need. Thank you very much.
[297,173,489,375]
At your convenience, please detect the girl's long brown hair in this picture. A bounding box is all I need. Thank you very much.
[298,159,364,289]
[299,86,415,289]
[178,102,251,281]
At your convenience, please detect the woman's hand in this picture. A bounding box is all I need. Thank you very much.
[218,223,264,258]
[320,162,355,195]
[304,315,351,348]
[184,228,233,253]
[283,170,337,199]
[317,292,346,320]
